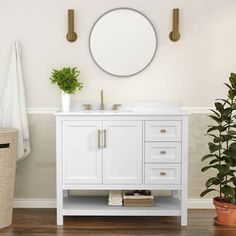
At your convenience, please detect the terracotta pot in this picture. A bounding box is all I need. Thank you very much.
[213,197,236,226]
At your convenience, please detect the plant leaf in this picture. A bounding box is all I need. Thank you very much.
[215,164,230,174]
[209,115,221,124]
[200,189,217,197]
[201,166,214,172]
[215,102,224,113]
[209,159,221,165]
[205,177,221,188]
[201,154,215,161]
[208,143,220,153]
[210,109,221,118]
[221,185,235,197]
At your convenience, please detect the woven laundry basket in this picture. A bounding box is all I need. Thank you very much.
[0,128,17,229]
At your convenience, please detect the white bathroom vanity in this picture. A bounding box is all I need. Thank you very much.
[55,104,188,226]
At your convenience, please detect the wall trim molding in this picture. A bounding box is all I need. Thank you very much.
[13,198,214,209]
[14,198,56,208]
[182,107,212,114]
[188,198,214,209]
[27,107,212,114]
[27,107,59,114]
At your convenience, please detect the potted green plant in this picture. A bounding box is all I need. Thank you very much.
[50,67,83,112]
[201,73,236,226]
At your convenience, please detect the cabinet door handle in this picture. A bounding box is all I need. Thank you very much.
[160,150,166,155]
[160,129,167,133]
[104,129,107,148]
[98,129,101,148]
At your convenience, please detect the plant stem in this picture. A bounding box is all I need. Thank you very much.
[219,128,222,201]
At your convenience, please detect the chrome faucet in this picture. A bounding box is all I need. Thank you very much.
[100,90,104,110]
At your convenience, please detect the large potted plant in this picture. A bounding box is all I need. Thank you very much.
[201,73,236,226]
[50,67,83,112]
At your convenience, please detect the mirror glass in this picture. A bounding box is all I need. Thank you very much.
[89,8,157,77]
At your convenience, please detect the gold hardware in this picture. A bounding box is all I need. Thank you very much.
[100,90,104,110]
[160,172,166,176]
[160,129,167,133]
[169,8,180,42]
[160,150,166,155]
[66,9,77,42]
[112,104,122,111]
[83,104,92,110]
[103,129,107,148]
[98,129,101,148]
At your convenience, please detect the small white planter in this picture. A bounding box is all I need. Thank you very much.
[61,92,70,112]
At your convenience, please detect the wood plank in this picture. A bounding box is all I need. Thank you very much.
[0,209,235,236]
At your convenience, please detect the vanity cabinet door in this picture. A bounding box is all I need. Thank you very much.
[63,121,102,184]
[102,121,142,184]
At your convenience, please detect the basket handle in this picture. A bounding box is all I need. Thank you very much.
[0,143,10,149]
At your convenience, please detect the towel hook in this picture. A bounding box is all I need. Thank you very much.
[169,8,180,42]
[66,9,77,42]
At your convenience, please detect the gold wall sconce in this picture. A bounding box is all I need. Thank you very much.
[66,9,77,42]
[169,8,180,42]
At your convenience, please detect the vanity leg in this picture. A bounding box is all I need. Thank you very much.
[57,214,63,225]
[181,189,187,226]
[56,116,64,225]
[57,210,63,225]
[57,190,64,225]
[181,115,188,226]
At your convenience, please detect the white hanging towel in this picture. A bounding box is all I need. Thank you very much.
[0,41,31,161]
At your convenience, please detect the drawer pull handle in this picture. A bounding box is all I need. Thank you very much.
[160,129,167,133]
[104,129,107,148]
[160,172,166,176]
[160,151,166,155]
[98,130,101,148]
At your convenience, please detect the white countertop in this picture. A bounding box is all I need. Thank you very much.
[54,103,189,116]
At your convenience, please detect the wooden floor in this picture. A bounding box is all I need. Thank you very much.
[0,209,236,236]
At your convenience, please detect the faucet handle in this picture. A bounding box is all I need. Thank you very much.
[112,104,122,111]
[83,104,92,110]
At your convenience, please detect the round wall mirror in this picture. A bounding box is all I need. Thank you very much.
[89,8,157,77]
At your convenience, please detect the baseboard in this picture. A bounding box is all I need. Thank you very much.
[13,198,56,208]
[27,107,59,114]
[188,198,213,209]
[13,198,213,209]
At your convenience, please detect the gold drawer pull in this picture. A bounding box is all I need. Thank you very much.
[160,129,167,133]
[98,129,101,148]
[160,172,166,176]
[103,129,107,148]
[160,151,166,155]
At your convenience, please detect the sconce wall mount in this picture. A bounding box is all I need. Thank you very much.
[66,9,77,42]
[169,8,180,42]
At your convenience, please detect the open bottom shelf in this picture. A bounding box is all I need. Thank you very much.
[63,196,181,216]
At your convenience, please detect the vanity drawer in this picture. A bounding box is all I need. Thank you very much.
[145,121,182,141]
[145,142,181,163]
[145,164,181,185]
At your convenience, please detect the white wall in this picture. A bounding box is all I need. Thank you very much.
[0,0,236,108]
